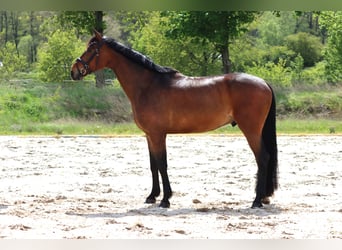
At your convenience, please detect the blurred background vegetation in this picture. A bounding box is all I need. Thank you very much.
[0,11,341,135]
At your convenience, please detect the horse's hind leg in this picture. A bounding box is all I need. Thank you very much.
[145,133,172,208]
[252,139,270,208]
[236,122,269,208]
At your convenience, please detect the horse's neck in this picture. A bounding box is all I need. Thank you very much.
[107,51,153,102]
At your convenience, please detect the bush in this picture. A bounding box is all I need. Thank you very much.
[264,45,296,66]
[231,39,295,73]
[0,42,28,79]
[300,62,327,85]
[37,29,84,82]
[285,32,323,67]
[245,59,292,87]
[230,37,265,72]
[289,54,304,80]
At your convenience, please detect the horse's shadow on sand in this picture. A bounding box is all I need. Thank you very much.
[0,204,9,212]
[66,203,282,219]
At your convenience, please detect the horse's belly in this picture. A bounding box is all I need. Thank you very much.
[167,109,233,133]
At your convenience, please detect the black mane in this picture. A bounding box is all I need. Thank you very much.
[102,37,178,74]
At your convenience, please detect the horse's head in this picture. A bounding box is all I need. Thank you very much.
[71,30,104,80]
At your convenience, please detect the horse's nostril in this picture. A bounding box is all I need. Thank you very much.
[71,71,79,80]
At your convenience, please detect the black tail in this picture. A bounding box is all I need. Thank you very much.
[262,85,278,197]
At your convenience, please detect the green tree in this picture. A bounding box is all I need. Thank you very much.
[257,11,297,46]
[0,42,27,79]
[57,11,105,37]
[37,29,84,82]
[128,12,221,76]
[23,11,44,65]
[162,11,257,73]
[320,11,342,83]
[18,35,33,64]
[113,11,151,43]
[1,11,47,67]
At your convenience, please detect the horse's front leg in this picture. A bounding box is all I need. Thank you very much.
[145,133,172,208]
[145,149,161,204]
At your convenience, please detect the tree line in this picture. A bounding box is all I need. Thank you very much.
[0,11,341,86]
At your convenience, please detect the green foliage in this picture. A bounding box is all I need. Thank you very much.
[0,42,28,79]
[284,91,342,115]
[230,36,296,72]
[320,11,342,83]
[230,38,264,72]
[129,12,221,76]
[17,35,34,64]
[257,11,297,46]
[238,11,327,85]
[57,11,106,35]
[244,53,326,86]
[113,11,152,41]
[0,81,132,134]
[290,54,305,80]
[162,11,257,73]
[164,11,256,45]
[301,62,327,85]
[0,88,48,124]
[264,46,296,66]
[285,32,323,67]
[245,59,292,87]
[47,82,131,122]
[37,29,84,82]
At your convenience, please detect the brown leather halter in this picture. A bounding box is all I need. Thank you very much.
[75,40,104,76]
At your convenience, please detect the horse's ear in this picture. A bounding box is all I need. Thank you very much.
[93,29,103,41]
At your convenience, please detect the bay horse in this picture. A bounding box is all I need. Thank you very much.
[71,31,278,208]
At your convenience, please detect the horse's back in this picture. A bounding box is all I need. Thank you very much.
[169,72,270,92]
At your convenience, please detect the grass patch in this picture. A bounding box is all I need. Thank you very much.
[1,120,143,136]
[0,120,143,136]
[206,118,341,135]
[1,119,340,136]
[276,118,341,134]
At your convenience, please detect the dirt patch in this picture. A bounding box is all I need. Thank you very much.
[0,135,341,239]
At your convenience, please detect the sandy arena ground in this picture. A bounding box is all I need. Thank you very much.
[0,135,341,239]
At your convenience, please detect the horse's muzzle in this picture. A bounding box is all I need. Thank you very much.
[71,69,82,81]
[70,71,77,80]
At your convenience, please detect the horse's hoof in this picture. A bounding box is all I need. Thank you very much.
[145,197,156,204]
[251,200,263,208]
[159,200,170,208]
